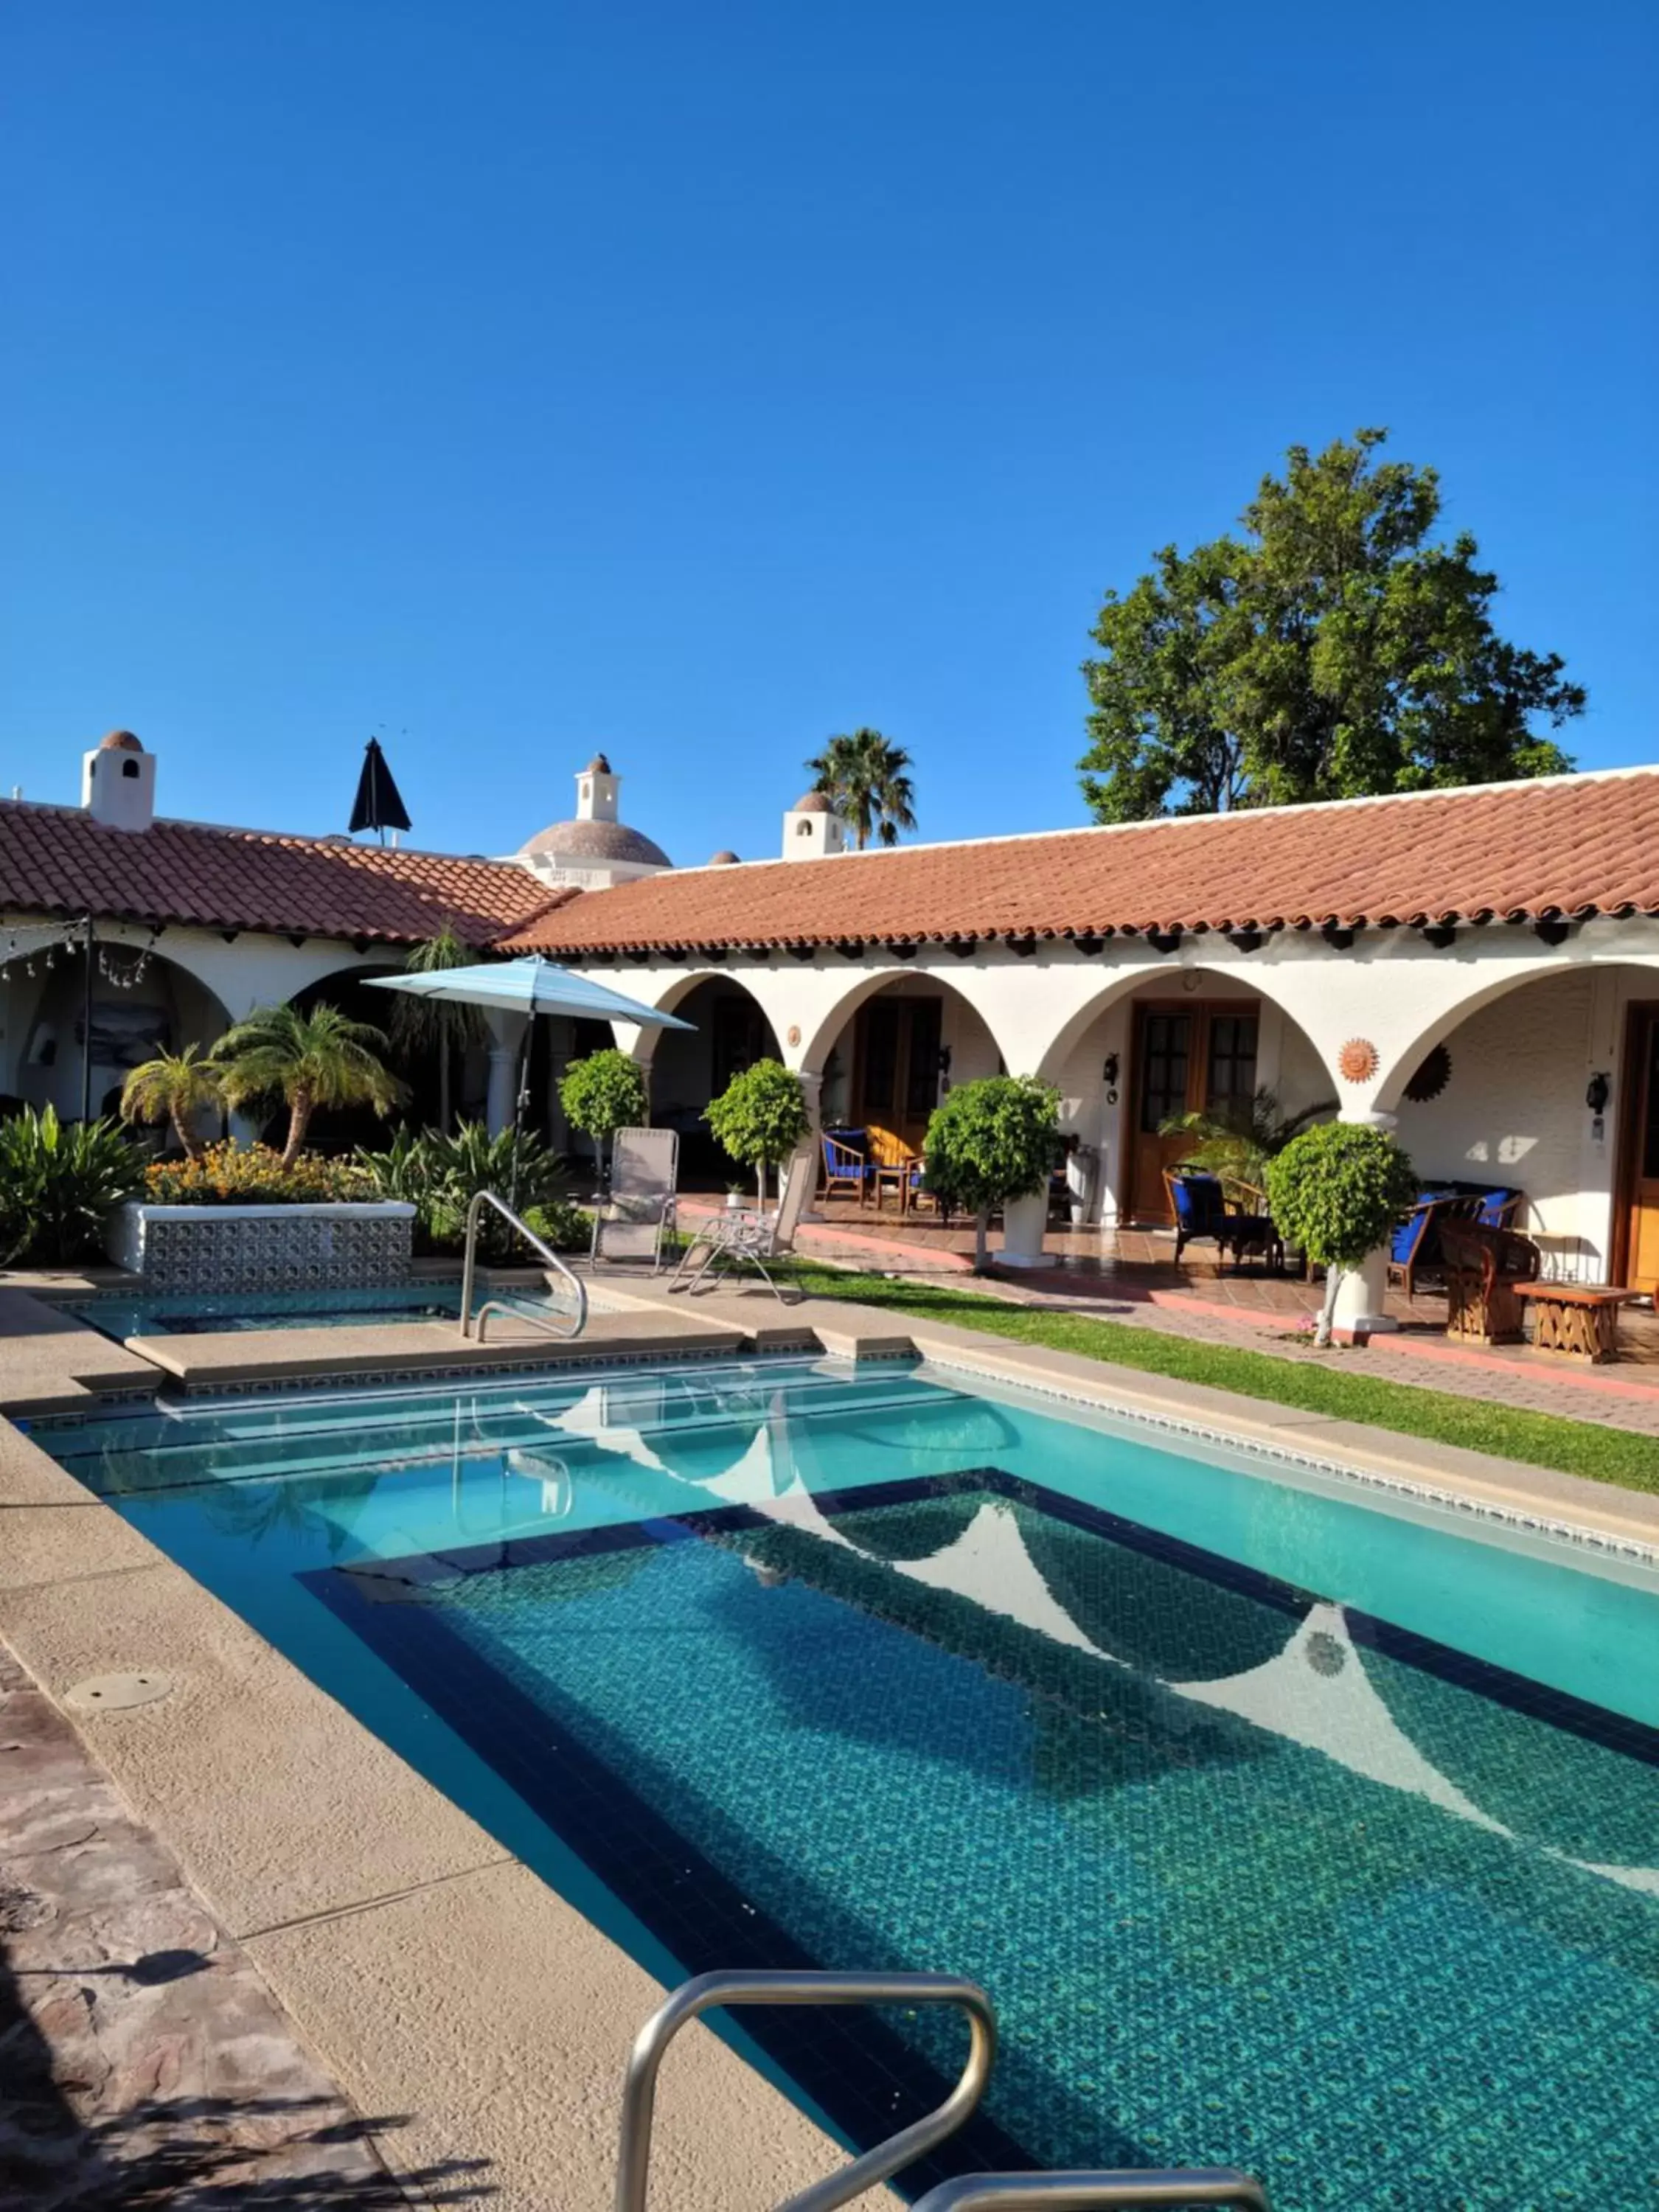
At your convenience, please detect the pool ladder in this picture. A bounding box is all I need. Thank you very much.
[615,1972,1270,2212]
[458,1189,588,1345]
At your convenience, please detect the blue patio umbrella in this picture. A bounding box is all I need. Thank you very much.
[368,957,693,1203]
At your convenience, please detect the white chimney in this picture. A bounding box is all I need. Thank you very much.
[782,788,846,860]
[83,730,156,832]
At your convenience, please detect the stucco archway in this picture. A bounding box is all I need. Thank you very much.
[641,973,784,1187]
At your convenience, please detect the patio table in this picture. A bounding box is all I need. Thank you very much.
[1514,1281,1644,1363]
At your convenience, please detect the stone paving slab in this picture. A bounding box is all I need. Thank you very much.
[0,1641,439,2210]
[0,1292,157,1420]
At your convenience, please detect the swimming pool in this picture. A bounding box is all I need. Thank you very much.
[58,1281,563,1339]
[35,1357,1659,2207]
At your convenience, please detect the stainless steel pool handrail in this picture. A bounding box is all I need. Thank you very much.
[910,2174,1271,2210]
[459,1189,588,1344]
[613,1969,997,2212]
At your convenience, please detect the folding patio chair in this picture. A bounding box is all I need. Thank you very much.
[589,1125,679,1273]
[668,1138,818,1301]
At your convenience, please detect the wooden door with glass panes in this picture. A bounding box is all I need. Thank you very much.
[1621,1005,1659,1294]
[1126,1003,1260,1223]
[851,996,944,1161]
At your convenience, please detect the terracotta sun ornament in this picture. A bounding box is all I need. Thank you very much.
[1338,1037,1380,1085]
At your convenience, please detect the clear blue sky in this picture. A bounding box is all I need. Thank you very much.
[3,2,1654,866]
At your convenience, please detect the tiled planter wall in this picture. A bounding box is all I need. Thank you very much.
[106,1203,417,1294]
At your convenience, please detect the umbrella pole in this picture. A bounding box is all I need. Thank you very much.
[509,1015,535,1214]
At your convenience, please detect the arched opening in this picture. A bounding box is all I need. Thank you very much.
[803,973,1006,1217]
[1043,969,1334,1230]
[1380,959,1659,1295]
[1,935,230,1135]
[644,974,782,1189]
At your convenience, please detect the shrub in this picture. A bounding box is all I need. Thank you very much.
[921,1075,1061,1269]
[0,1107,147,1265]
[145,1141,375,1207]
[1266,1120,1419,1343]
[521,1197,593,1254]
[704,1059,811,1204]
[558,1050,649,1176]
[357,1120,571,1257]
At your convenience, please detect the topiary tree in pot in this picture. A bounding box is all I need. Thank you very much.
[1266,1120,1418,1346]
[558,1048,649,1184]
[921,1074,1061,1271]
[704,1059,811,1208]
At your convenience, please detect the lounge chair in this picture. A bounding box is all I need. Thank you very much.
[589,1126,678,1273]
[669,1138,818,1301]
[1164,1168,1282,1272]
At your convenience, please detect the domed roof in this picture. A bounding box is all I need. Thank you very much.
[709,849,740,866]
[100,729,144,753]
[520,817,672,866]
[791,790,834,814]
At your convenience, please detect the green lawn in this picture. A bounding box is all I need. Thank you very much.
[779,1260,1659,1496]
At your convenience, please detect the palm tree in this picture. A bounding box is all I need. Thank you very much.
[119,1043,224,1161]
[804,728,917,849]
[213,1003,404,1166]
[386,926,487,1133]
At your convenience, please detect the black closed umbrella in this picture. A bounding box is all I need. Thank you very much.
[349,737,413,843]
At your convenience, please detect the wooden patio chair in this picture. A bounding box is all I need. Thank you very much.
[1438,1217,1542,1344]
[1163,1168,1282,1273]
[820,1127,873,1204]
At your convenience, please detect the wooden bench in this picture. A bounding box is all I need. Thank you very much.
[1514,1281,1645,1363]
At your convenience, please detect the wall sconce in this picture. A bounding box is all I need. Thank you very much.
[1102,1052,1119,1105]
[937,1045,953,1077]
[1585,1071,1610,1115]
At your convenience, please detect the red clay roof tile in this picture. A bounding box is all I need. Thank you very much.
[499,770,1659,954]
[0,801,562,945]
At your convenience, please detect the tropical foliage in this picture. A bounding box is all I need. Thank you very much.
[1079,428,1585,822]
[1160,1085,1335,1195]
[357,1120,574,1256]
[385,927,488,1133]
[558,1049,648,1175]
[0,1107,146,1265]
[145,1141,374,1206]
[213,1002,404,1166]
[922,1075,1061,1269]
[1266,1121,1419,1345]
[119,1043,226,1161]
[804,727,918,849]
[704,1058,812,1204]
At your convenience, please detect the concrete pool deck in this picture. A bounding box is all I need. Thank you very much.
[3,1273,1655,2208]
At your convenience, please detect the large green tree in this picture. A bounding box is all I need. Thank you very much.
[1078,429,1585,822]
[806,728,918,848]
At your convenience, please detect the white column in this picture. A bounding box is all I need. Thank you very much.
[1329,1107,1399,1343]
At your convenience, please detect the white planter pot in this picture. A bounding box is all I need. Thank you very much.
[106,1200,417,1295]
[998,1192,1051,1269]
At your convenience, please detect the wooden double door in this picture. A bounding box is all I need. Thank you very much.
[1125,1001,1260,1224]
[1621,1005,1659,1294]
[847,995,944,1161]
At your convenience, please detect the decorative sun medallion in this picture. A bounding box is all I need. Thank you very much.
[1338,1037,1380,1085]
[786,1023,801,1047]
[1403,1043,1453,1103]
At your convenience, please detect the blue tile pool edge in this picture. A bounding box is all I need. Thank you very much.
[918,1354,1659,1567]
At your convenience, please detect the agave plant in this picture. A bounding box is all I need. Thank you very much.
[1160,1085,1335,1196]
[358,1119,570,1257]
[0,1105,146,1265]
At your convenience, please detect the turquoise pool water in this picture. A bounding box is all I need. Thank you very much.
[58,1281,562,1339]
[36,1357,1659,2208]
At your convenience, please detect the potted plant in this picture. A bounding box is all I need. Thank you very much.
[704,1060,811,1208]
[920,1074,1060,1270]
[557,1048,649,1186]
[1266,1120,1418,1345]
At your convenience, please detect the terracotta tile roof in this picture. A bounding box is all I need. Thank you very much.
[500,769,1659,954]
[0,801,565,946]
